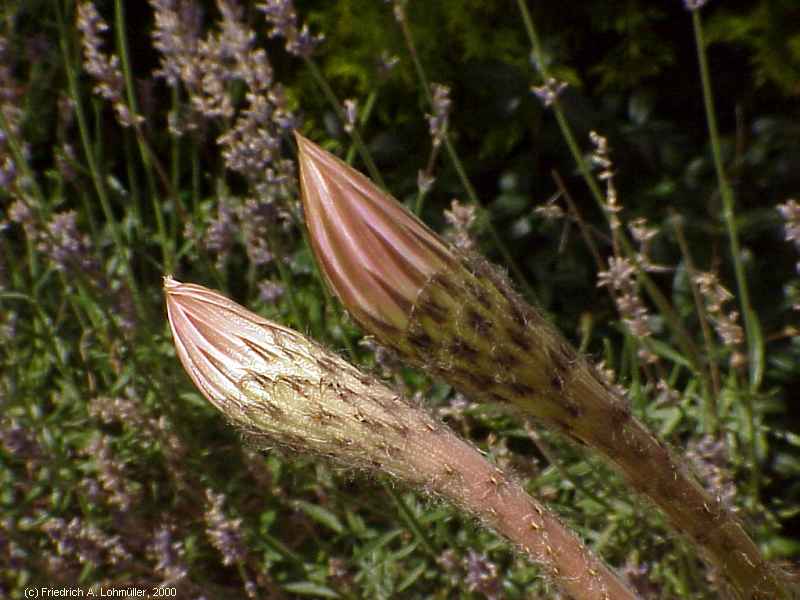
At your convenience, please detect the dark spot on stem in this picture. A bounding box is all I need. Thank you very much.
[333,436,355,449]
[430,272,460,297]
[507,381,535,398]
[390,422,409,437]
[363,312,402,340]
[285,377,310,397]
[611,400,632,424]
[507,327,532,352]
[550,373,565,392]
[466,308,492,337]
[488,392,509,404]
[562,398,581,418]
[506,381,535,396]
[247,382,285,418]
[418,295,449,324]
[551,418,574,436]
[408,330,435,352]
[451,337,479,361]
[316,356,340,374]
[550,347,570,378]
[495,351,521,370]
[508,303,528,328]
[454,368,493,390]
[466,279,492,310]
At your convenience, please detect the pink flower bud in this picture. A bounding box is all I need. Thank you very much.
[296,132,456,334]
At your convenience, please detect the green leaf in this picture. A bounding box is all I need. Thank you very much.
[646,338,692,369]
[397,560,428,592]
[283,582,341,598]
[292,500,345,535]
[357,529,403,558]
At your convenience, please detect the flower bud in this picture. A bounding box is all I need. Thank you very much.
[164,276,636,600]
[165,276,442,480]
[295,132,457,335]
[295,133,589,430]
[294,137,790,600]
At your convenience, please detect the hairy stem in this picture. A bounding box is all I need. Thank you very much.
[414,425,638,600]
[395,255,795,600]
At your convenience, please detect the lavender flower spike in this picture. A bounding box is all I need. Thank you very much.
[164,277,637,600]
[294,136,794,600]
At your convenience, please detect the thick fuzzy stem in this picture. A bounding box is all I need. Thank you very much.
[399,255,793,600]
[164,278,637,600]
[393,255,795,600]
[411,427,637,600]
[568,368,778,600]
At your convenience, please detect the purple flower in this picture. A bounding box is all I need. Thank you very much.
[40,211,99,275]
[257,0,324,58]
[427,83,451,148]
[257,279,284,303]
[204,489,246,566]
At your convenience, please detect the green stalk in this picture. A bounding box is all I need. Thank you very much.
[265,228,302,330]
[345,89,378,165]
[56,0,145,320]
[191,132,201,214]
[515,0,707,389]
[672,214,720,433]
[0,108,44,279]
[691,10,764,391]
[302,57,386,189]
[170,88,181,192]
[381,484,438,558]
[113,0,174,273]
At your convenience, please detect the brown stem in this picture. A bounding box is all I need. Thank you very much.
[564,363,792,599]
[292,134,797,598]
[409,427,639,600]
[397,258,796,599]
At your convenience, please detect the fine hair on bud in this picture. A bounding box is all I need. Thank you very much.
[165,276,449,483]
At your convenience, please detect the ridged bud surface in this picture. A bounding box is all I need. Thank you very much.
[165,276,446,482]
[295,132,617,439]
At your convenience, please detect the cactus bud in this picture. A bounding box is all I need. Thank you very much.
[296,132,589,428]
[164,277,636,600]
[295,136,790,599]
[295,132,457,334]
[165,275,443,480]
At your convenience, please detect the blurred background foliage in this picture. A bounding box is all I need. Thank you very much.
[1,0,799,598]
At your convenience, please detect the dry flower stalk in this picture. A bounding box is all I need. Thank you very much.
[164,277,637,600]
[295,133,797,600]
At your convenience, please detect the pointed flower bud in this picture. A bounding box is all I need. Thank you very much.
[295,133,583,426]
[295,138,790,600]
[163,277,637,600]
[295,132,457,335]
[165,275,439,478]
